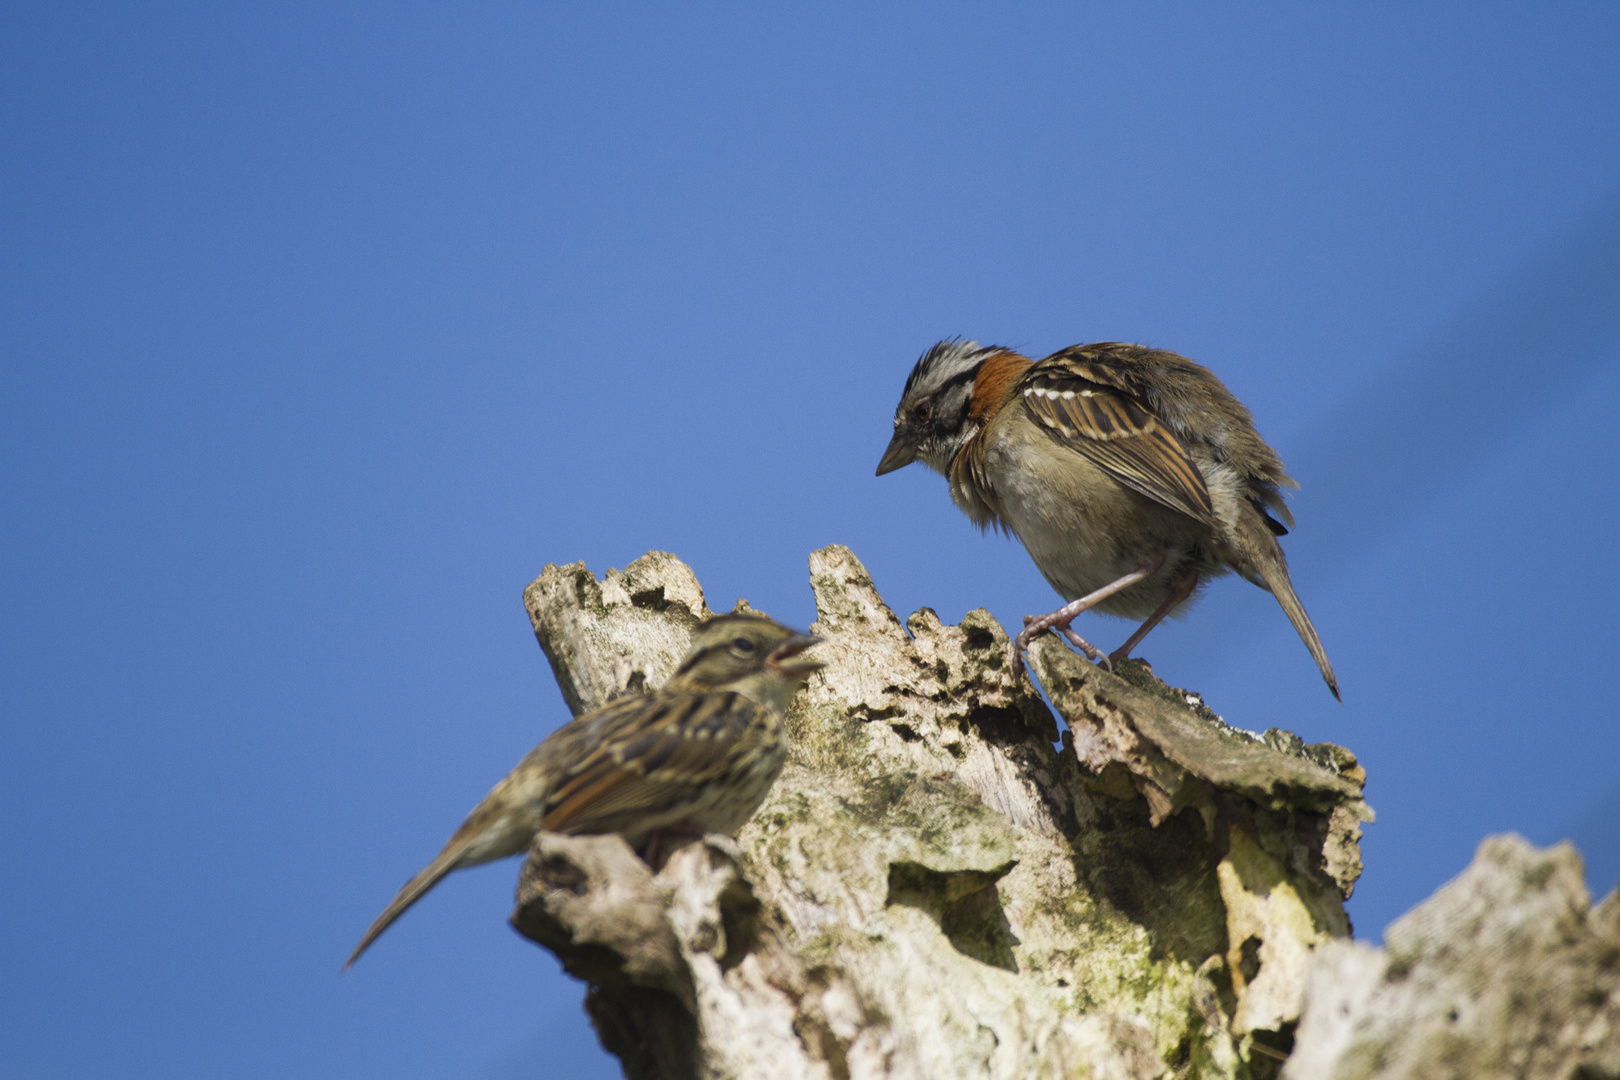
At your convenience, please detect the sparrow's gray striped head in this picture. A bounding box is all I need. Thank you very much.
[670,613,822,692]
[876,339,1008,477]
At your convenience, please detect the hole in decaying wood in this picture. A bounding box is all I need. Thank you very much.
[534,852,590,896]
[630,586,669,611]
[1244,1020,1297,1080]
[963,624,997,651]
[1238,935,1263,986]
[717,874,762,972]
[885,861,1021,972]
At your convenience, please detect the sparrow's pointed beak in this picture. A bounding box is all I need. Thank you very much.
[768,633,824,678]
[875,434,918,476]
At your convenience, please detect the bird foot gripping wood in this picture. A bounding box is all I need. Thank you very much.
[1061,626,1112,667]
[1011,562,1161,673]
[1013,613,1110,672]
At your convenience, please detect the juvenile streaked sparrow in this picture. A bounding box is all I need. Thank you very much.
[877,339,1339,700]
[345,613,822,968]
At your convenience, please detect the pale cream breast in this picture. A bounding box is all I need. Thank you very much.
[974,408,1224,618]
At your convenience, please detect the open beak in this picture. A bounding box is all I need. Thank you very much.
[875,433,918,476]
[768,633,824,678]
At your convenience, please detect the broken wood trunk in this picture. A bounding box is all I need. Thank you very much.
[511,545,1373,1079]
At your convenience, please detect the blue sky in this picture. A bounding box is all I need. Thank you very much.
[4,4,1618,1078]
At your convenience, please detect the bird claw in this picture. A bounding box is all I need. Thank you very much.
[1011,564,1163,675]
[1061,626,1112,670]
[1012,615,1111,672]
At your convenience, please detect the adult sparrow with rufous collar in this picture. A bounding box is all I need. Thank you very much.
[877,339,1338,700]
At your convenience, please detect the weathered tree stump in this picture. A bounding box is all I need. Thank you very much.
[510,545,1378,1079]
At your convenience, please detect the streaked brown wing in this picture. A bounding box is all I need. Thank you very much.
[541,691,759,834]
[1020,354,1216,526]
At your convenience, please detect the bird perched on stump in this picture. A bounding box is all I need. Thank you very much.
[345,612,823,968]
[876,339,1339,700]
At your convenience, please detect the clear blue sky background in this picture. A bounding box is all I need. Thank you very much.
[4,4,1618,1078]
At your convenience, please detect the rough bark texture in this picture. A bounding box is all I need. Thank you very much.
[1283,834,1620,1080]
[512,546,1377,1079]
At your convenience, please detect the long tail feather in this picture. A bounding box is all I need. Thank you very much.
[345,843,470,970]
[1242,513,1341,701]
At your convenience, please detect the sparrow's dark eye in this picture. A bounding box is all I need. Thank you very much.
[731,637,756,653]
[914,400,932,421]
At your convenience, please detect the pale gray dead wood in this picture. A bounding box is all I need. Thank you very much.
[510,545,1381,1080]
[524,551,713,716]
[1283,833,1620,1080]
